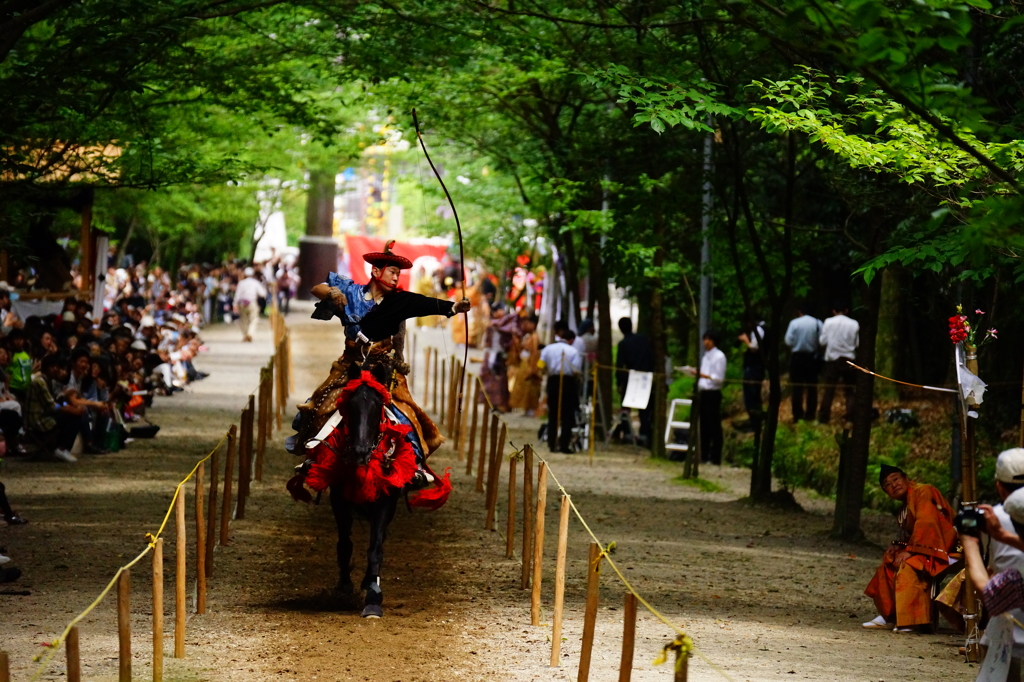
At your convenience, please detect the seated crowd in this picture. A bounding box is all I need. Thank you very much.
[0,280,209,465]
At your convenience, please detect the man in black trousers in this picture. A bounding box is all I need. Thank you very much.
[540,330,582,453]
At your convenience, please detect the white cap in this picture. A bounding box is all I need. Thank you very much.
[131,340,147,351]
[996,448,1024,484]
[1005,488,1024,525]
[140,315,156,328]
[62,311,76,322]
[244,267,255,277]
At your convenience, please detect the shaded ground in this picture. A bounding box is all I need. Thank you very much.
[0,312,975,682]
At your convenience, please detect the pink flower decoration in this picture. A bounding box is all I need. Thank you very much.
[976,309,985,315]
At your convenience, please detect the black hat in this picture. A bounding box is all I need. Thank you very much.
[363,240,413,270]
[879,464,906,487]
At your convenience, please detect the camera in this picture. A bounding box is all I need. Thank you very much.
[954,503,986,537]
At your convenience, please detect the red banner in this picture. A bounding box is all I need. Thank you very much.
[342,236,450,291]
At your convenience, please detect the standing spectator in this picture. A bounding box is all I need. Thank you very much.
[737,317,766,431]
[540,329,582,453]
[508,314,542,416]
[615,317,655,447]
[233,267,266,343]
[689,330,726,465]
[818,301,859,423]
[975,449,1024,658]
[784,302,822,422]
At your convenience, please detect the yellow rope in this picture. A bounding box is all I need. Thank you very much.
[534,453,737,682]
[29,428,230,681]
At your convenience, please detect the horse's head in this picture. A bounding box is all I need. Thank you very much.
[341,360,392,466]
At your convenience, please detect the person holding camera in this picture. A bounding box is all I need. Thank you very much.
[969,448,1024,669]
[863,464,957,632]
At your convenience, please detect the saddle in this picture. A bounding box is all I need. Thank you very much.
[287,340,450,510]
[294,338,444,457]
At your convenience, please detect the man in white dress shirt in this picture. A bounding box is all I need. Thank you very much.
[818,301,859,423]
[539,330,583,453]
[694,331,726,465]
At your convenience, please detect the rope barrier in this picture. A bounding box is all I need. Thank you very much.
[24,319,290,681]
[432,343,737,680]
[534,452,736,682]
[29,430,228,681]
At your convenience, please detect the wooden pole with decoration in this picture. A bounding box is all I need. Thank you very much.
[949,306,994,662]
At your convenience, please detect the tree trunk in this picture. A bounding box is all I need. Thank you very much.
[752,302,784,500]
[589,241,613,439]
[650,221,667,459]
[875,267,900,400]
[306,170,335,237]
[116,216,137,268]
[559,230,583,329]
[832,272,884,541]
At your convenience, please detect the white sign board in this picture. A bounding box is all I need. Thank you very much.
[622,370,653,410]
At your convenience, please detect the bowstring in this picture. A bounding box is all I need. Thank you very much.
[411,109,469,413]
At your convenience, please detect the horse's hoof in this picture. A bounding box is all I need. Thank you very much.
[361,604,383,619]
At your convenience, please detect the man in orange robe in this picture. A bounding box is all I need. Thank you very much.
[863,465,957,632]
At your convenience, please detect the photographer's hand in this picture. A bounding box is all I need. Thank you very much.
[981,503,1024,552]
[893,550,912,569]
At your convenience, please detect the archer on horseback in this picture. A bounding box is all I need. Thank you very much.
[287,240,470,497]
[283,240,470,618]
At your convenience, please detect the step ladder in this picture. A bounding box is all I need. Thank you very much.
[664,398,693,452]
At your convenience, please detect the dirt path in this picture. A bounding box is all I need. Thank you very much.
[1,313,974,682]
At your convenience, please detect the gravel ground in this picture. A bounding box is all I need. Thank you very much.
[0,310,975,682]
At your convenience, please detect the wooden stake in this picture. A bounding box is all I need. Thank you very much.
[521,445,534,590]
[174,489,186,658]
[195,463,207,615]
[531,462,548,626]
[152,539,164,682]
[432,348,439,415]
[466,380,480,476]
[266,359,275,437]
[485,420,505,531]
[275,346,284,431]
[445,357,456,435]
[255,371,267,482]
[0,651,9,682]
[237,398,254,519]
[423,346,431,406]
[440,355,447,421]
[618,593,638,682]
[220,425,236,545]
[457,370,470,461]
[475,404,490,492]
[578,542,603,682]
[205,443,219,577]
[550,494,571,667]
[117,569,131,682]
[675,649,689,682]
[506,454,517,558]
[287,332,294,394]
[67,625,81,682]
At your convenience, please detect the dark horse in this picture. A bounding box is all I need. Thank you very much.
[329,360,403,619]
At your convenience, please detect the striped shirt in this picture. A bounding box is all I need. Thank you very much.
[982,568,1024,617]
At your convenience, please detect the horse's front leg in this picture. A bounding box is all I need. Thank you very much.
[361,493,399,618]
[329,486,354,595]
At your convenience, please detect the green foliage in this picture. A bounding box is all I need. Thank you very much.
[671,475,727,493]
[769,421,952,513]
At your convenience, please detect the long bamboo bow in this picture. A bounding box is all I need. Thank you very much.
[412,109,470,417]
